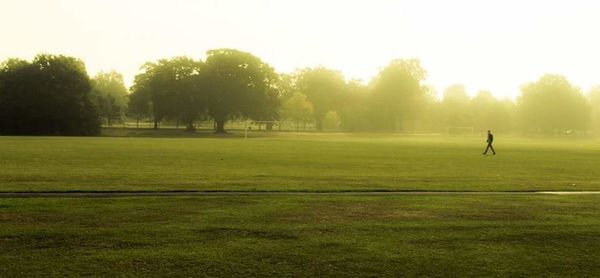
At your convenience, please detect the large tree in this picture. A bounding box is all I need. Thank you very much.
[127,88,152,128]
[441,84,472,128]
[205,49,279,133]
[589,86,600,133]
[282,92,314,131]
[296,67,346,131]
[0,54,100,135]
[91,71,129,126]
[131,57,206,130]
[518,75,590,133]
[370,59,427,131]
[413,85,442,132]
[338,79,370,132]
[275,73,299,101]
[470,90,514,133]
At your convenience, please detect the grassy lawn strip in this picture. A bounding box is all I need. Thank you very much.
[1,135,600,192]
[1,195,599,276]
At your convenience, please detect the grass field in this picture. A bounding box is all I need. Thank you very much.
[0,132,599,192]
[2,132,600,276]
[1,195,599,276]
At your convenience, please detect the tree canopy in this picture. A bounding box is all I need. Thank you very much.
[296,67,346,131]
[370,59,428,131]
[2,50,600,136]
[205,49,279,133]
[91,71,129,126]
[518,75,590,133]
[0,54,100,135]
[282,92,313,131]
[130,57,206,130]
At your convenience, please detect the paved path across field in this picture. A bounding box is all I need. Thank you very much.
[1,191,600,198]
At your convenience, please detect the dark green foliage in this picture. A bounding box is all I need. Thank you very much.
[0,54,100,135]
[130,57,206,131]
[3,52,598,135]
[205,49,279,133]
[128,50,280,133]
[127,88,152,128]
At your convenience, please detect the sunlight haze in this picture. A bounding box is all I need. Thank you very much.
[2,0,600,99]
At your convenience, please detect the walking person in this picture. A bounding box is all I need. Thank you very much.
[483,130,496,155]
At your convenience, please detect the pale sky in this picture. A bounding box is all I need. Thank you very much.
[2,0,600,99]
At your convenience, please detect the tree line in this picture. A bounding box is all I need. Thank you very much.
[1,50,600,135]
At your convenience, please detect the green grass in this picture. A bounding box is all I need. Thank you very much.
[2,133,600,276]
[1,195,599,276]
[1,133,599,192]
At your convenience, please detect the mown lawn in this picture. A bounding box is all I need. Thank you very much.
[1,195,599,276]
[1,133,599,191]
[1,133,599,192]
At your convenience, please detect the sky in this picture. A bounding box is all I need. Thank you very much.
[1,0,600,99]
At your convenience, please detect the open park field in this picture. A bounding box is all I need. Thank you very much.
[1,195,600,276]
[1,132,600,192]
[1,133,600,276]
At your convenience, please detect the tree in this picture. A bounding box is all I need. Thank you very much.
[176,64,209,132]
[296,67,346,131]
[518,75,590,133]
[338,79,370,131]
[470,90,496,131]
[441,84,472,128]
[282,92,314,131]
[370,59,427,131]
[205,49,279,133]
[131,57,206,130]
[127,89,152,128]
[589,86,600,133]
[131,62,169,129]
[276,73,299,101]
[470,90,514,133]
[0,54,100,135]
[415,85,442,132]
[91,71,129,126]
[323,111,341,130]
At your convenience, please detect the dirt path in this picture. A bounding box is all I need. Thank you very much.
[1,191,600,198]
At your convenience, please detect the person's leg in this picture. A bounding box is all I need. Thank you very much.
[490,144,496,155]
[483,144,489,154]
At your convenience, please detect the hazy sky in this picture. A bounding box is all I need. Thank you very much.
[2,0,600,99]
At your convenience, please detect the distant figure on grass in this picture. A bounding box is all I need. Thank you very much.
[483,130,496,155]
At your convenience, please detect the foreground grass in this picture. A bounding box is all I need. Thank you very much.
[1,195,599,276]
[1,133,600,191]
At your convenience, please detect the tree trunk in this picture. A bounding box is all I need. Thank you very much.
[266,123,273,131]
[215,119,226,134]
[186,122,195,132]
[315,117,323,131]
[136,119,139,129]
[154,120,159,129]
